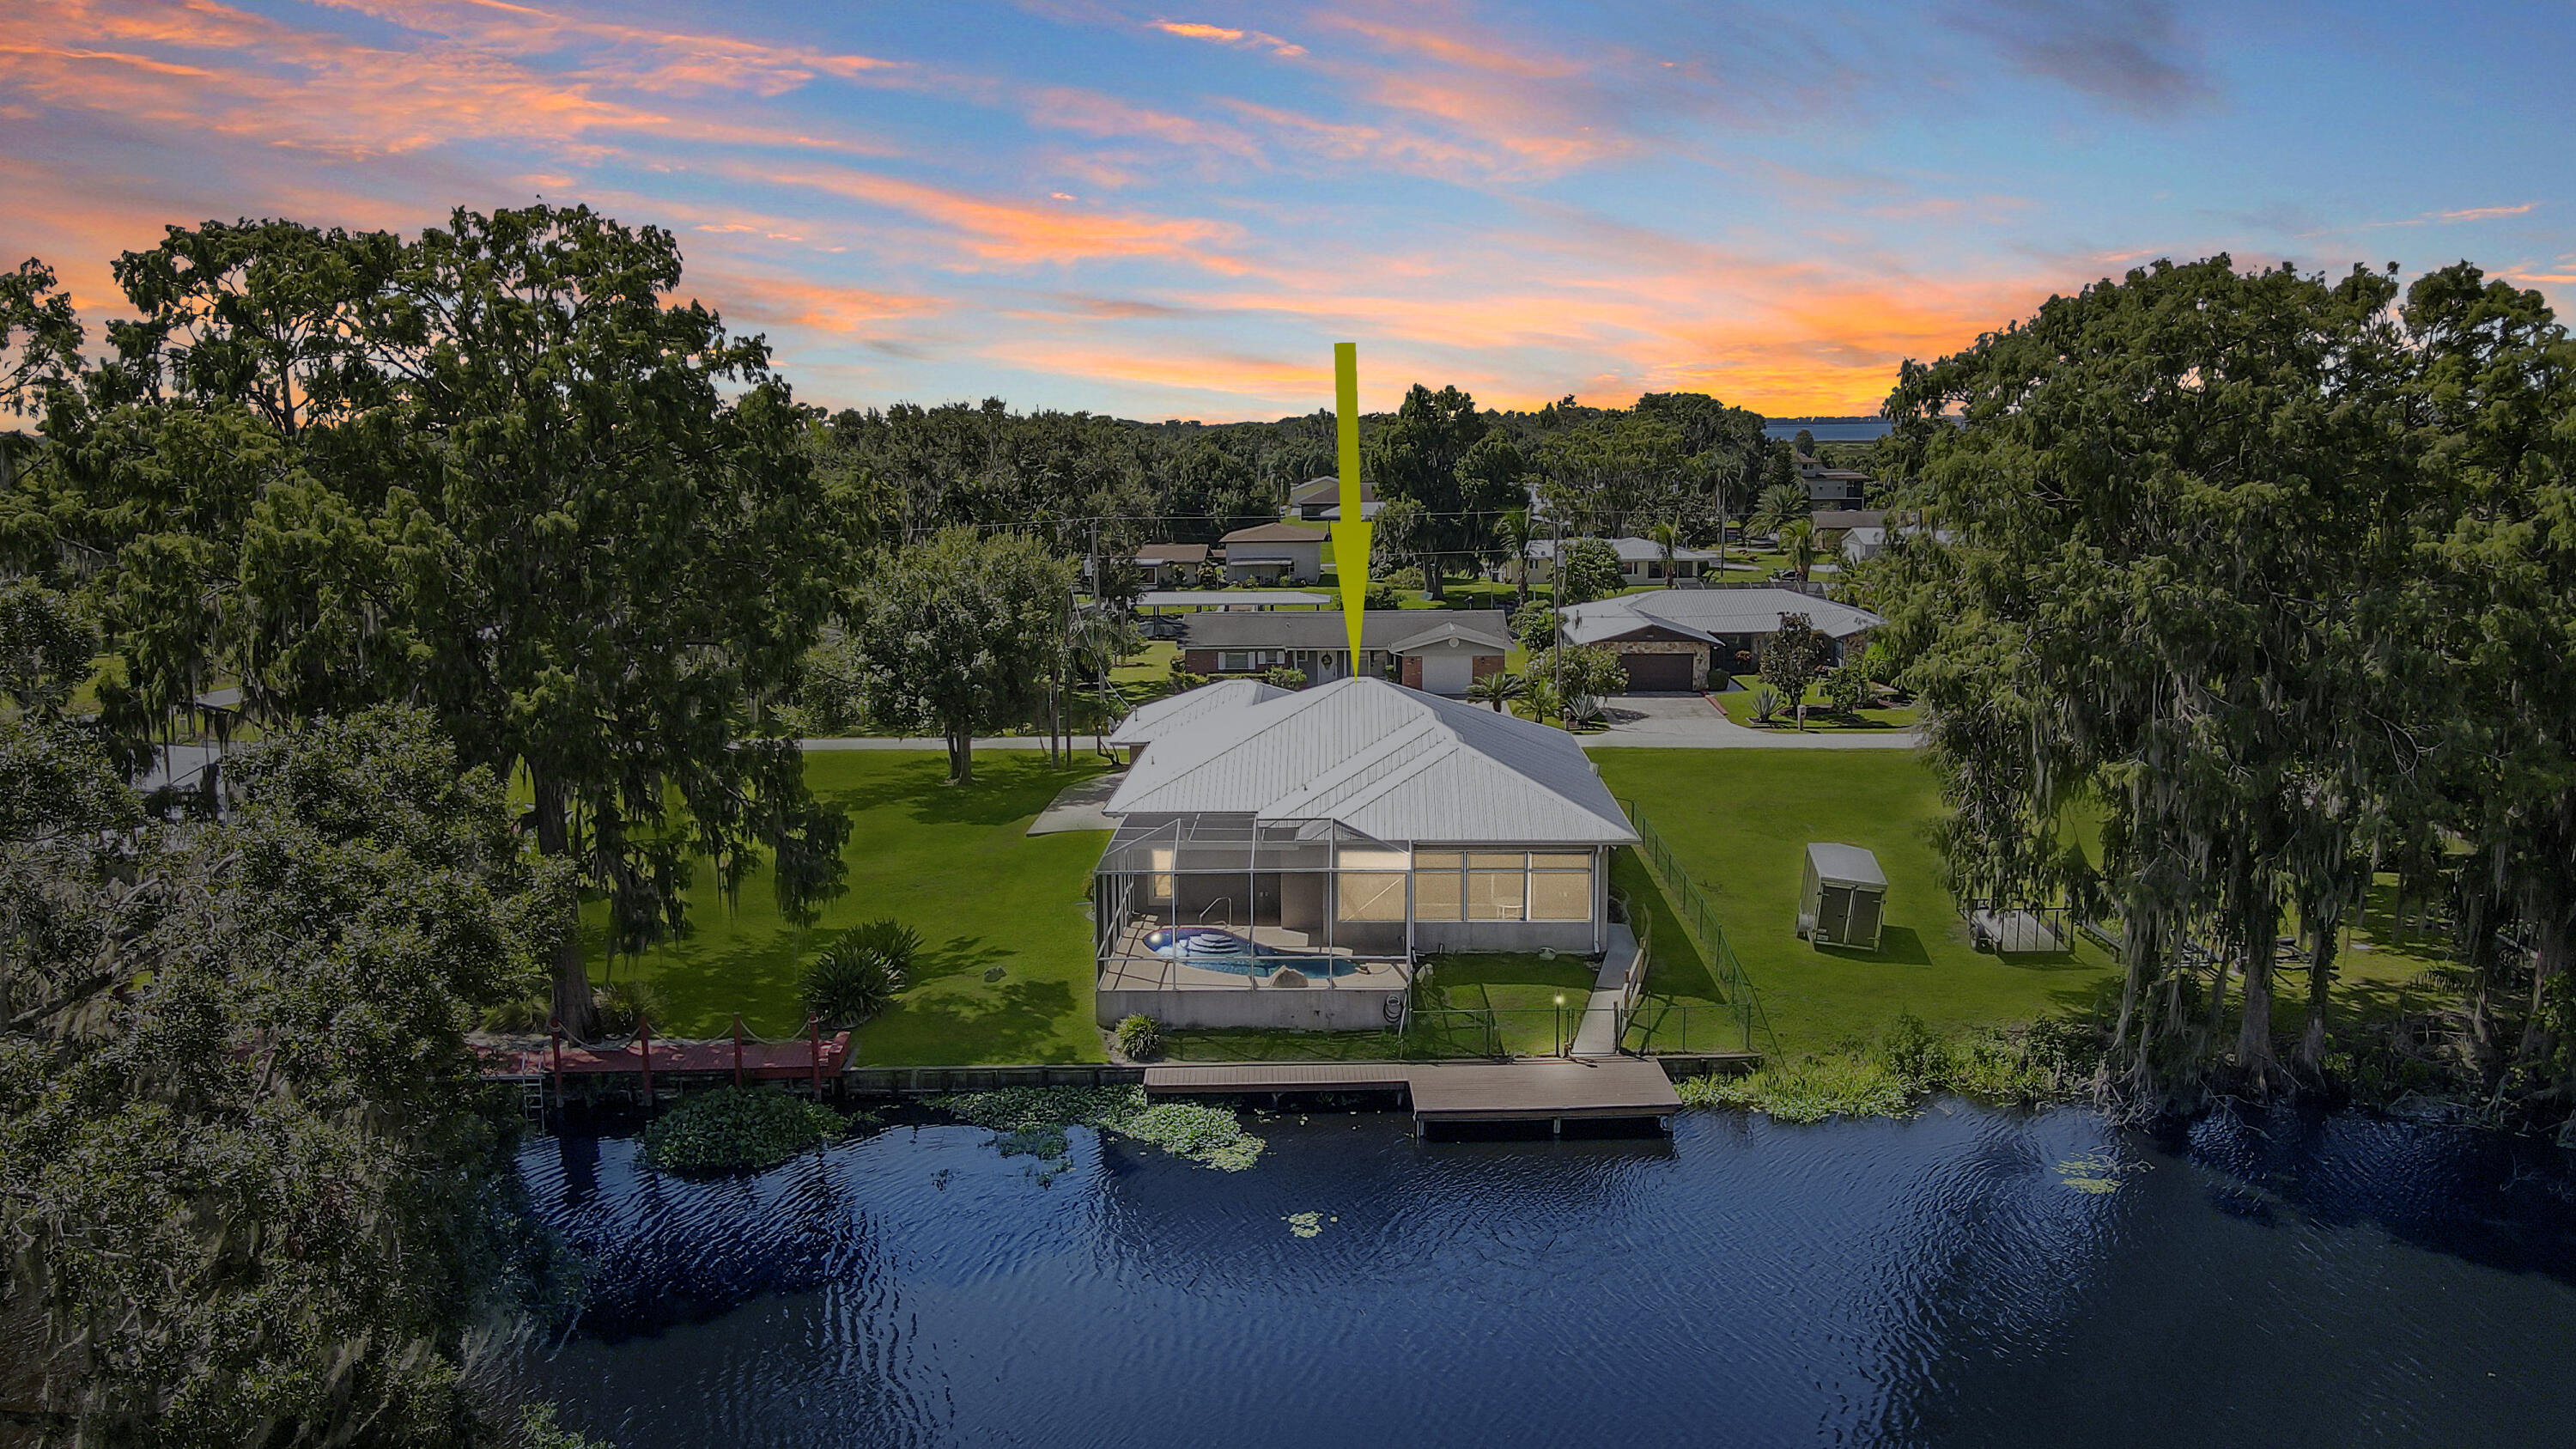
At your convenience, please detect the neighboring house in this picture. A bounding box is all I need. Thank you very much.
[1181,610,1509,695]
[1132,542,1210,586]
[1558,587,1886,691]
[1217,521,1328,583]
[1287,475,1382,521]
[1094,677,1639,1029]
[1797,454,1873,508]
[1809,508,1886,533]
[1511,536,1728,587]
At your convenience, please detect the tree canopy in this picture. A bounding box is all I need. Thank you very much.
[5,206,851,1037]
[1873,255,2576,1115]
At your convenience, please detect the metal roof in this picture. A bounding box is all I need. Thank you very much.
[1106,677,1637,847]
[1525,536,1724,564]
[1135,590,1330,609]
[1182,610,1510,653]
[1558,588,1884,646]
[1218,521,1328,545]
[1806,842,1887,887]
[1106,679,1289,749]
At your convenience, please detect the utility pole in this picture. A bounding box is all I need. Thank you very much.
[1551,513,1565,728]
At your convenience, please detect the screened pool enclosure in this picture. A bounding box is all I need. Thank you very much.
[1093,813,1609,1030]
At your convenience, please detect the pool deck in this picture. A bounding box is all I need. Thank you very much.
[1143,1056,1680,1131]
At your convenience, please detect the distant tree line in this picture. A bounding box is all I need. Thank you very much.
[1870,255,2576,1123]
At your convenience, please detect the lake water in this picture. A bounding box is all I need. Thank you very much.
[510,1104,2576,1448]
[1763,419,1891,443]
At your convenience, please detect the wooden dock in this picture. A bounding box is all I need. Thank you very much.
[1143,1057,1681,1132]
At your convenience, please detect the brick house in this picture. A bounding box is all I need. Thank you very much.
[1182,610,1509,696]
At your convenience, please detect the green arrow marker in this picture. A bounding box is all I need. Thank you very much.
[1330,342,1372,667]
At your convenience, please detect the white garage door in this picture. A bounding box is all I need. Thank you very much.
[1419,654,1474,695]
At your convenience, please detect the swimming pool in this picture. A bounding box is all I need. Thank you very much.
[1141,927,1363,977]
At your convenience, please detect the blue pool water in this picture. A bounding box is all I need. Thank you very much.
[508,1101,2576,1448]
[1141,926,1362,977]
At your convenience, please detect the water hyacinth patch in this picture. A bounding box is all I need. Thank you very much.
[931,1086,1264,1172]
[642,1087,847,1177]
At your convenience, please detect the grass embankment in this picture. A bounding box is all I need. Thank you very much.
[584,752,1109,1064]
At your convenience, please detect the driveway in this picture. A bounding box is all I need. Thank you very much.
[1578,694,1921,750]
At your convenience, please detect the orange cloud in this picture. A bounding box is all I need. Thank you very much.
[729,166,1248,271]
[1149,21,1307,58]
[691,269,947,335]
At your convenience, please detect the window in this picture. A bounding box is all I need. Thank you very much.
[1337,845,1410,923]
[1340,873,1406,922]
[1529,851,1592,920]
[1467,852,1528,920]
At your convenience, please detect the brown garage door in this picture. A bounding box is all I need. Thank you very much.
[1619,651,1695,692]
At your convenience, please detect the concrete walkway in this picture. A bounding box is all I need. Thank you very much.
[1569,923,1637,1056]
[1577,693,1922,750]
[1027,772,1122,835]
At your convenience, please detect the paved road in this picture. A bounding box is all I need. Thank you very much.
[801,735,1061,751]
[1577,694,1922,750]
[798,695,1919,753]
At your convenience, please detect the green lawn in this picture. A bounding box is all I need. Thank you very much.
[1589,751,2450,1056]
[1591,751,2123,1055]
[585,751,1111,1065]
[1712,674,1919,731]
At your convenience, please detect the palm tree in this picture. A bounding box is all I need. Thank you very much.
[1750,482,1805,542]
[1467,670,1526,714]
[1068,608,1142,752]
[1646,519,1682,585]
[1782,517,1819,581]
[1494,507,1533,606]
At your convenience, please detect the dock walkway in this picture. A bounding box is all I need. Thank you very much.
[1143,1056,1680,1131]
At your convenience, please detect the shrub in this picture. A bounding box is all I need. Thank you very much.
[1114,1014,1164,1062]
[799,927,912,1027]
[1823,655,1873,715]
[840,917,923,976]
[1167,669,1209,691]
[1510,600,1558,650]
[1261,667,1308,690]
[1674,1050,1913,1123]
[1752,685,1781,723]
[1880,1012,1947,1087]
[594,977,667,1037]
[642,1087,843,1176]
[479,995,550,1033]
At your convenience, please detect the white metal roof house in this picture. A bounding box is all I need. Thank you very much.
[1216,521,1328,583]
[1288,475,1382,521]
[1510,535,1730,586]
[1095,677,1639,1031]
[1558,587,1886,691]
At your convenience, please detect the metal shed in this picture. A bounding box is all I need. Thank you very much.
[1798,843,1887,951]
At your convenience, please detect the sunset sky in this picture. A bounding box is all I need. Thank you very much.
[5,0,2571,420]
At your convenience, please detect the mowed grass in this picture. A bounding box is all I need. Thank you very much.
[585,751,1110,1065]
[1590,750,2125,1055]
[1712,674,1919,732]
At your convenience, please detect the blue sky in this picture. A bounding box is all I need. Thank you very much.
[3,0,2569,419]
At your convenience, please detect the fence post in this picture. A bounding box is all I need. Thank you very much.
[732,1014,744,1087]
[638,1016,653,1104]
[549,1018,563,1114]
[808,1013,824,1093]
